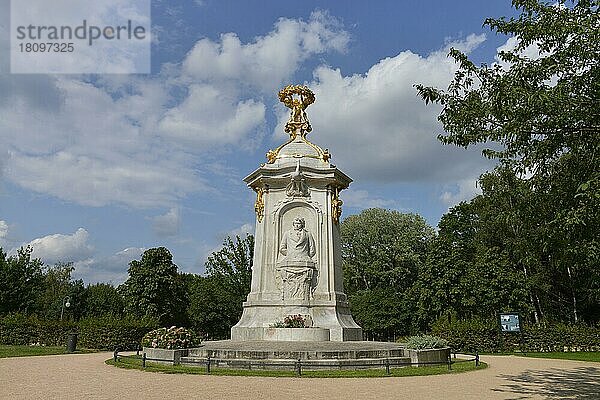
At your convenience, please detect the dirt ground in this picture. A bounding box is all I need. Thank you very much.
[1,352,599,399]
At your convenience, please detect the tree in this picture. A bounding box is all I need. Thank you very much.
[341,209,435,337]
[416,198,531,329]
[187,235,253,339]
[0,246,44,315]
[82,283,124,318]
[416,0,600,324]
[36,262,85,320]
[119,247,186,326]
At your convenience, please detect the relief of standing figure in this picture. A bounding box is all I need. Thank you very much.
[279,217,315,262]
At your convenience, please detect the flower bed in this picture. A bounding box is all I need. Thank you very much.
[141,326,200,350]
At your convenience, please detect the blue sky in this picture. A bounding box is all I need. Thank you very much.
[0,0,518,284]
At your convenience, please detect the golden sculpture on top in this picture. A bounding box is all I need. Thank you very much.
[278,85,315,138]
[265,85,331,165]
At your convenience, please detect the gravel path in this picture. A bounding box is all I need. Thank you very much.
[1,352,599,399]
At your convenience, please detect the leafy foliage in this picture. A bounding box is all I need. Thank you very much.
[78,315,157,350]
[432,317,600,353]
[36,262,86,320]
[82,283,124,317]
[405,335,448,350]
[416,0,600,325]
[0,313,75,346]
[342,209,434,293]
[0,247,44,315]
[341,209,435,338]
[283,315,307,328]
[0,313,156,350]
[416,196,532,329]
[187,235,253,339]
[119,247,187,326]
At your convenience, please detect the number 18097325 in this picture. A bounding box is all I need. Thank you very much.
[19,42,74,52]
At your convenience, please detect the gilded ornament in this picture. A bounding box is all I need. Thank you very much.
[278,85,315,138]
[266,149,277,164]
[265,85,331,164]
[331,187,343,225]
[254,188,265,223]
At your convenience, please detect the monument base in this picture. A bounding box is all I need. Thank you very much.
[182,340,410,370]
[231,327,330,341]
[187,340,405,360]
[231,299,363,342]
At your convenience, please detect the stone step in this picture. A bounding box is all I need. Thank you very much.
[187,340,406,361]
[180,356,412,370]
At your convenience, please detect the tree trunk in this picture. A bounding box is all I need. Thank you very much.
[566,265,578,323]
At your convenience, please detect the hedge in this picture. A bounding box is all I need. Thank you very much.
[432,317,600,353]
[0,314,158,350]
[78,316,158,350]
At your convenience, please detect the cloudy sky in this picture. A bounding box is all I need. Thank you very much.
[0,0,518,284]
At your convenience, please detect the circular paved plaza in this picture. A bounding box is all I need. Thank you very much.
[1,352,599,399]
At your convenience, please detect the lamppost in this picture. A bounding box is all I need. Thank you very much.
[60,296,71,321]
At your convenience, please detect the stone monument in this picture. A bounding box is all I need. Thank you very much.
[231,85,362,342]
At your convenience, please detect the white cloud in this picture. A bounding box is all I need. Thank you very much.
[0,11,350,209]
[182,10,349,92]
[0,220,7,239]
[445,33,487,54]
[270,34,491,187]
[0,75,211,208]
[226,223,255,239]
[495,36,542,69]
[195,223,255,273]
[158,84,266,148]
[151,208,181,237]
[10,0,151,74]
[0,12,498,219]
[439,178,481,206]
[73,246,144,284]
[0,220,9,248]
[0,219,19,251]
[23,228,94,265]
[342,189,398,210]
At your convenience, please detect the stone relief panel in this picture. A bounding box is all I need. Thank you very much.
[274,205,320,301]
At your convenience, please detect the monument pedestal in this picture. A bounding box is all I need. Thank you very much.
[231,298,362,341]
[231,85,362,342]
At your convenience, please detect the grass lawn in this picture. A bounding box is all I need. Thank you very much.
[106,356,487,378]
[0,345,95,358]
[516,352,600,363]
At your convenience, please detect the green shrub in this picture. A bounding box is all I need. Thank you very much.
[405,335,448,350]
[78,315,158,350]
[141,326,200,349]
[0,314,156,350]
[431,317,600,353]
[432,317,501,353]
[522,323,600,352]
[0,314,75,346]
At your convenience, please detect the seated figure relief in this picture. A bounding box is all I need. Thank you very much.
[276,217,317,300]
